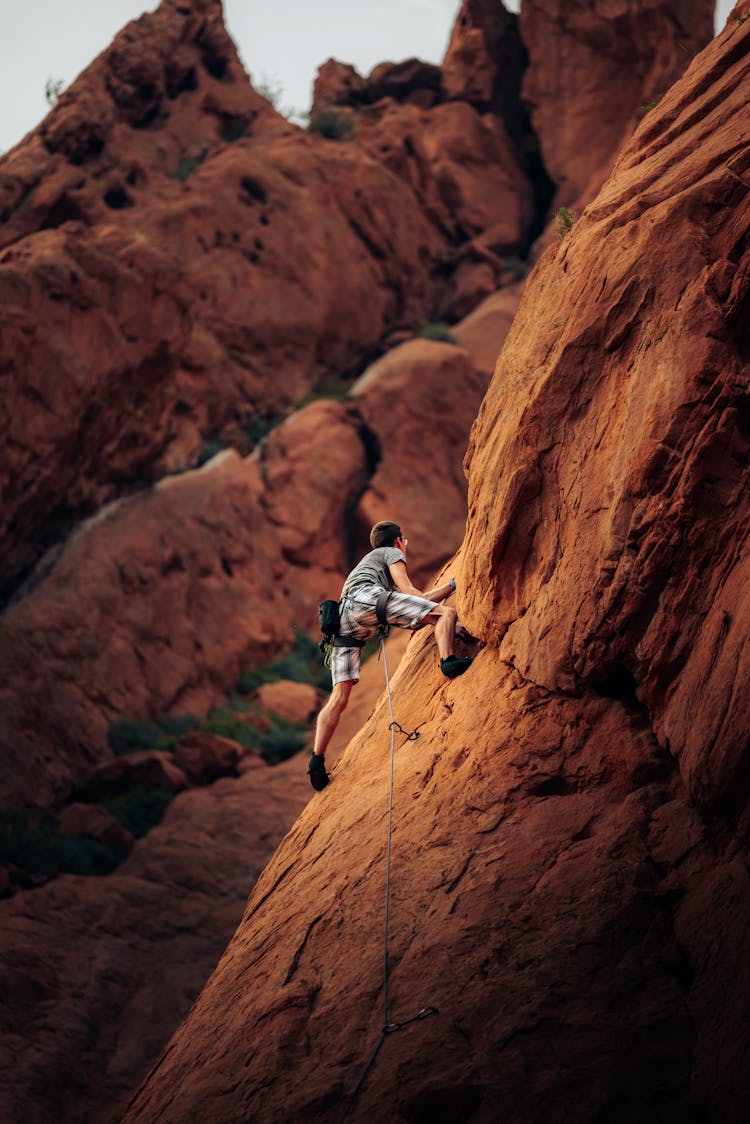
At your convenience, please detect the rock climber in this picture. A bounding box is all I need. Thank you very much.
[309,520,472,791]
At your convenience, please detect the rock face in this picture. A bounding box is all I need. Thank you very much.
[122,18,750,1124]
[0,327,488,809]
[0,0,479,607]
[520,0,715,208]
[0,2,733,1122]
[443,0,528,135]
[0,756,311,1124]
[349,339,487,582]
[0,0,716,811]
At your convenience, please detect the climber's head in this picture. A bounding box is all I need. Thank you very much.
[370,521,403,549]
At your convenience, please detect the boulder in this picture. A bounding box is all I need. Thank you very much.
[173,733,241,784]
[56,803,135,856]
[0,451,292,807]
[258,399,369,574]
[313,57,444,110]
[77,751,189,798]
[452,286,522,377]
[353,98,534,249]
[349,338,486,583]
[254,681,319,726]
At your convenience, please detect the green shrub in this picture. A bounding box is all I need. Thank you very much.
[203,708,262,748]
[256,74,284,110]
[295,379,352,410]
[238,630,331,695]
[107,717,169,756]
[258,718,309,765]
[102,786,175,839]
[638,95,663,117]
[196,437,229,467]
[241,414,283,449]
[159,715,200,737]
[0,814,120,877]
[194,416,283,466]
[418,322,459,345]
[45,77,65,107]
[555,206,577,238]
[308,109,355,141]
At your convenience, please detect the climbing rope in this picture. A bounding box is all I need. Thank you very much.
[339,635,438,1123]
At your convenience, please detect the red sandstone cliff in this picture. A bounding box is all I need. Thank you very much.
[0,0,712,810]
[0,1,728,1121]
[122,12,750,1122]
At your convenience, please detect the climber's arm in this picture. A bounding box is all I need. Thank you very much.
[389,561,455,603]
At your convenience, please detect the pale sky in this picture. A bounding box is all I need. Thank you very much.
[0,0,736,154]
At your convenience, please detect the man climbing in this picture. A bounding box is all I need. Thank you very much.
[309,520,472,791]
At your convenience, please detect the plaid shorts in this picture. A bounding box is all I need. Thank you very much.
[330,584,437,685]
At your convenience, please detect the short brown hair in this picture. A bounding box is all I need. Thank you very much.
[370,520,402,548]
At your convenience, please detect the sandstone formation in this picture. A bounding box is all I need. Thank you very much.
[0,0,474,607]
[123,16,750,1124]
[520,0,715,209]
[0,0,716,813]
[0,756,311,1124]
[0,2,732,1123]
[442,0,528,136]
[349,338,487,582]
[452,285,523,376]
[0,328,486,809]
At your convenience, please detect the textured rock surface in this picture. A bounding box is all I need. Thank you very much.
[122,19,750,1124]
[0,0,476,606]
[254,680,320,726]
[313,57,444,111]
[452,286,523,376]
[349,339,486,583]
[0,451,291,807]
[461,11,750,816]
[0,2,734,1123]
[442,0,528,135]
[0,755,311,1124]
[0,327,490,809]
[520,0,715,209]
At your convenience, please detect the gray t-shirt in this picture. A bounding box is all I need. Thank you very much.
[341,546,405,597]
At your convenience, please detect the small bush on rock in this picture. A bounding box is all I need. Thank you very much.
[308,109,354,140]
[555,206,577,238]
[102,785,175,839]
[107,717,170,755]
[258,718,309,765]
[0,814,120,877]
[203,708,262,748]
[419,322,459,345]
[238,630,331,694]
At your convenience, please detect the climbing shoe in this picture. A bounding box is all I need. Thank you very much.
[309,752,330,791]
[440,655,473,679]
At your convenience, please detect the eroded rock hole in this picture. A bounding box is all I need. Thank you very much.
[202,53,228,80]
[167,64,197,98]
[532,775,574,797]
[220,115,247,142]
[241,176,268,205]
[594,663,640,704]
[41,194,86,229]
[103,187,133,210]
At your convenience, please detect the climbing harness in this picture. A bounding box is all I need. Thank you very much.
[318,598,366,668]
[339,633,438,1123]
